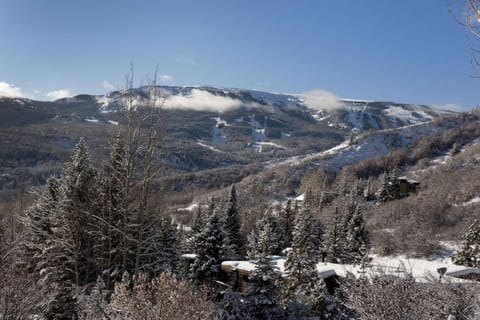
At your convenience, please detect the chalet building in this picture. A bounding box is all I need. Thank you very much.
[219,256,480,295]
[398,176,420,195]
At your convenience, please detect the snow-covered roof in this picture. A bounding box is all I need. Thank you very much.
[221,255,480,284]
[181,253,198,260]
[293,193,305,201]
[398,176,420,184]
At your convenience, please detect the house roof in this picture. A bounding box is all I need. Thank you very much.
[221,255,480,284]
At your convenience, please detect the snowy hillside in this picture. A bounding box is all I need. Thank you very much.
[85,86,453,132]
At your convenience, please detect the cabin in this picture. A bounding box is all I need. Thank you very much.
[220,256,480,295]
[398,176,420,195]
[221,261,255,293]
[220,257,345,294]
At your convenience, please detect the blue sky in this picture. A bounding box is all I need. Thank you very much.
[0,0,478,109]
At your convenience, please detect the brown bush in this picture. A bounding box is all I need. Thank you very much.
[108,272,216,320]
[338,273,478,320]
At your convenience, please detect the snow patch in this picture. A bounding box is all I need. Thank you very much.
[384,105,433,126]
[197,141,225,153]
[177,203,199,212]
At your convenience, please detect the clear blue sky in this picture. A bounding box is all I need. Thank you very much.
[0,0,478,109]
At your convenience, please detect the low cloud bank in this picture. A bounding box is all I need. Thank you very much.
[431,103,463,112]
[46,89,74,100]
[163,89,243,112]
[298,89,345,110]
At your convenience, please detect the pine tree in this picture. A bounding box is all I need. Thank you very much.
[340,189,359,264]
[247,210,284,258]
[278,200,295,249]
[326,207,347,263]
[376,171,391,203]
[454,220,480,268]
[346,204,369,264]
[139,215,179,274]
[187,199,214,253]
[191,203,207,236]
[37,139,100,319]
[58,138,100,286]
[284,201,329,318]
[96,134,133,288]
[23,176,59,273]
[245,220,284,320]
[284,202,320,290]
[222,185,245,259]
[388,166,400,199]
[312,218,325,260]
[214,289,253,320]
[190,207,231,283]
[376,168,401,203]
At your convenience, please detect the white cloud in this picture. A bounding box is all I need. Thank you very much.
[46,89,74,100]
[175,55,197,65]
[297,89,345,110]
[160,74,173,82]
[0,81,23,98]
[163,89,243,112]
[102,80,116,91]
[431,103,463,112]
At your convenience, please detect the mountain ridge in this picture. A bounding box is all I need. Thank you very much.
[0,85,459,198]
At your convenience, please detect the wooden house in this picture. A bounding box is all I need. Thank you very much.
[398,176,420,195]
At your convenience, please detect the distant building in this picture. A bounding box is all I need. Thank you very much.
[398,176,420,195]
[220,255,480,294]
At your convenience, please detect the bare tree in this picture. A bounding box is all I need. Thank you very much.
[450,0,480,76]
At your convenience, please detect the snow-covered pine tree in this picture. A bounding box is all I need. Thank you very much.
[312,218,325,261]
[389,166,400,199]
[138,215,179,274]
[247,210,284,258]
[339,189,359,264]
[22,176,59,274]
[376,171,391,203]
[454,220,480,268]
[191,203,207,236]
[284,200,320,289]
[278,200,295,249]
[222,185,245,259]
[284,200,330,318]
[303,187,316,212]
[38,138,100,318]
[326,206,347,263]
[214,289,253,320]
[189,207,231,283]
[186,198,215,254]
[245,220,285,320]
[346,204,369,264]
[95,133,134,289]
[57,138,100,286]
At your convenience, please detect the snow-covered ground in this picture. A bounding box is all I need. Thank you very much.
[383,105,433,126]
[222,255,480,284]
[197,140,225,153]
[252,141,286,153]
[211,126,227,144]
[265,119,443,171]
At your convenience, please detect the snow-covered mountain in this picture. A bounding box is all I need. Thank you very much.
[0,85,460,194]
[79,85,452,132]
